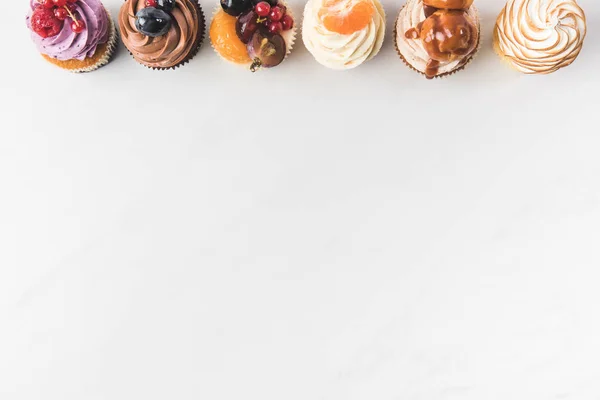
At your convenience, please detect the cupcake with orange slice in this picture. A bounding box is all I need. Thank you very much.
[302,0,385,70]
[210,0,296,71]
[395,0,480,79]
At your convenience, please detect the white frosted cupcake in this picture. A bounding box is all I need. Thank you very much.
[494,0,586,74]
[302,0,385,70]
[395,0,480,79]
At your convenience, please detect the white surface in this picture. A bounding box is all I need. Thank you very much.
[2,0,600,399]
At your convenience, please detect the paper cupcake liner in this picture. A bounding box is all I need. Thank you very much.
[393,4,481,79]
[210,1,297,71]
[122,0,206,70]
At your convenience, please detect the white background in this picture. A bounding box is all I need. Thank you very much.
[2,0,600,398]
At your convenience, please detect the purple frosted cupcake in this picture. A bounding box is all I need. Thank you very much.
[26,0,117,72]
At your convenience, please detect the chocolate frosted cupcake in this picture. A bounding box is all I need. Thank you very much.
[119,0,205,69]
[26,0,117,73]
[395,0,480,79]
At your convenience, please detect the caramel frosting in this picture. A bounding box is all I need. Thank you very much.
[423,0,473,9]
[396,0,479,78]
[494,0,586,74]
[119,0,203,68]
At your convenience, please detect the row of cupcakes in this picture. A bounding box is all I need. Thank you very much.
[26,0,588,78]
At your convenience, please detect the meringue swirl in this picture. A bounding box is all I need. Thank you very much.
[494,0,586,74]
[302,0,385,70]
[119,0,202,69]
[26,0,110,61]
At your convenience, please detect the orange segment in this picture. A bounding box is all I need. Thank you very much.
[210,10,252,64]
[319,0,374,35]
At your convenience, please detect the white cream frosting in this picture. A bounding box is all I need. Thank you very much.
[494,0,586,74]
[395,0,479,76]
[302,0,385,70]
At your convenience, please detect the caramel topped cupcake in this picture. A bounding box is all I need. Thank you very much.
[395,0,480,79]
[119,0,205,69]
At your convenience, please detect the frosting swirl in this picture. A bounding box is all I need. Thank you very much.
[395,0,478,77]
[119,0,202,68]
[302,0,385,70]
[26,0,110,61]
[494,0,586,74]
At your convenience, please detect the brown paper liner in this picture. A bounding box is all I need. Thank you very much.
[122,0,206,70]
[41,8,118,73]
[393,4,481,79]
[210,1,297,71]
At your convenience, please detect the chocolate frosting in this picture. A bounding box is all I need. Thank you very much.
[119,0,202,68]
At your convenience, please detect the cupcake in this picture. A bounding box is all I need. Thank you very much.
[302,0,385,70]
[119,0,205,69]
[494,0,586,74]
[395,0,480,79]
[26,0,117,73]
[210,0,297,71]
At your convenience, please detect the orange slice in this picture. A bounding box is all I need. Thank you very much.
[210,10,252,64]
[319,0,374,35]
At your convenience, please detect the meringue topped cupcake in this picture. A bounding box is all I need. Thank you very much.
[210,0,297,71]
[119,0,205,70]
[395,0,480,79]
[494,0,586,74]
[302,0,385,70]
[26,0,117,73]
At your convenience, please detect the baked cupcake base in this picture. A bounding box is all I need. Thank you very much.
[41,9,118,73]
[394,3,480,79]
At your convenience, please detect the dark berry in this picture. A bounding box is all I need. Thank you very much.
[236,10,260,44]
[71,19,85,33]
[220,0,253,16]
[156,0,176,11]
[135,7,172,37]
[281,14,293,30]
[30,6,63,38]
[54,7,68,20]
[268,6,283,21]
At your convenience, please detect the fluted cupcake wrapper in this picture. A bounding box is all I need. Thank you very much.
[210,1,297,71]
[393,4,481,79]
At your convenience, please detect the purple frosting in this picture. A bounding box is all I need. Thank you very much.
[26,0,110,61]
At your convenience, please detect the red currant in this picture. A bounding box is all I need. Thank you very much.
[64,3,77,12]
[281,14,293,30]
[54,7,68,20]
[67,0,78,2]
[53,0,67,6]
[71,19,85,33]
[146,0,158,6]
[268,6,283,21]
[254,1,270,17]
[267,21,282,33]
[41,0,54,8]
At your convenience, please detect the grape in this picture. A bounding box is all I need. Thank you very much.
[236,10,260,44]
[135,7,172,37]
[247,30,286,71]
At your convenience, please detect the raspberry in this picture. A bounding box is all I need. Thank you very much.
[30,6,64,38]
